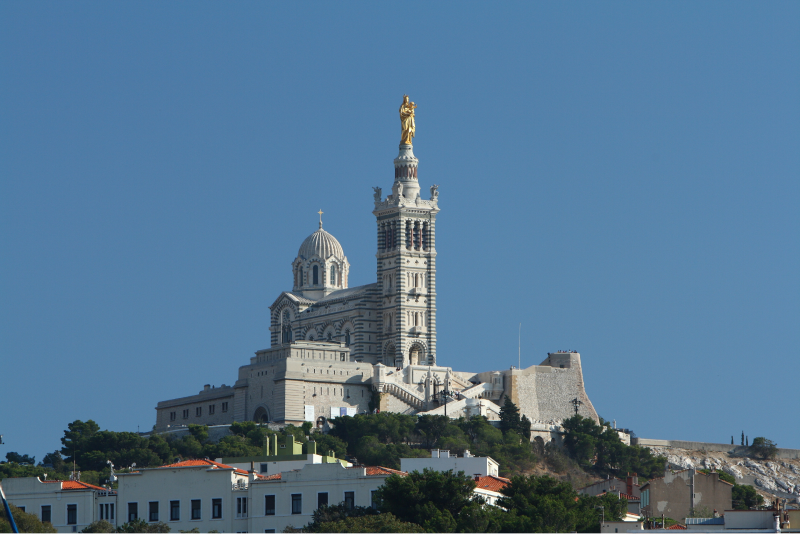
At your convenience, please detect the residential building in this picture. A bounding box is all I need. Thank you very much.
[400,449,499,477]
[640,469,733,522]
[578,475,641,515]
[0,477,117,533]
[470,474,511,507]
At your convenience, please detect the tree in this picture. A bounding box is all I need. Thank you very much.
[303,503,378,532]
[116,518,171,533]
[749,437,777,460]
[81,520,116,532]
[376,469,480,532]
[0,503,58,533]
[498,475,626,533]
[61,420,101,467]
[41,450,66,471]
[309,512,423,533]
[732,484,764,510]
[415,415,450,448]
[4,452,35,465]
[499,396,531,439]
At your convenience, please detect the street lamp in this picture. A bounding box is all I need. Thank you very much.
[596,505,604,528]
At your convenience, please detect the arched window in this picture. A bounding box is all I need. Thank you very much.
[326,332,332,342]
[344,330,350,346]
[330,266,336,286]
[313,265,319,285]
[299,267,304,287]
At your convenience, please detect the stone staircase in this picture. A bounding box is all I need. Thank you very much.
[383,382,426,410]
[418,397,503,418]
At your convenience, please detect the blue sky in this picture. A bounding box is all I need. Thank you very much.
[2,2,798,462]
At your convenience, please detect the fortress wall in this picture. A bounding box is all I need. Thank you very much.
[635,439,800,459]
[511,353,598,424]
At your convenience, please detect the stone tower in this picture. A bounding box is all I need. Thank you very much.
[373,143,439,367]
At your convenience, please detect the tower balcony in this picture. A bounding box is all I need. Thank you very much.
[408,287,427,296]
[409,326,427,334]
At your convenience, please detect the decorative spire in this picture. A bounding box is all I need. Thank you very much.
[318,209,324,229]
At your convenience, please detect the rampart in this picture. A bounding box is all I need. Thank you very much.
[634,438,800,460]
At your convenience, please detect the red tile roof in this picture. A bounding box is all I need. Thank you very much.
[158,459,262,478]
[42,480,110,491]
[666,523,687,529]
[473,475,511,493]
[346,466,407,476]
[261,473,282,480]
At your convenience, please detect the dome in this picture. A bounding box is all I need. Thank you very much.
[297,226,345,261]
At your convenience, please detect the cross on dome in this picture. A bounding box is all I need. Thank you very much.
[318,209,324,229]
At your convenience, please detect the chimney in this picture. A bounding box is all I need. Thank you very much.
[474,474,481,482]
[249,461,256,482]
[203,384,210,392]
[432,449,439,458]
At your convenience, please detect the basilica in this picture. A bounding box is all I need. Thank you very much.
[154,101,598,434]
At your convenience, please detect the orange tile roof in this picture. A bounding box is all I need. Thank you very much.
[158,459,262,478]
[365,466,406,476]
[473,475,511,493]
[666,523,687,529]
[42,480,110,491]
[261,473,282,480]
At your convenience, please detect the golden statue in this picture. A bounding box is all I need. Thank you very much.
[399,95,417,145]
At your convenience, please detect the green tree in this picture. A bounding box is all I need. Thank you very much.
[81,520,116,532]
[303,503,378,532]
[376,468,480,532]
[749,437,778,460]
[498,475,626,533]
[415,415,450,448]
[499,397,531,439]
[0,503,58,533]
[4,452,35,465]
[61,420,101,468]
[732,484,765,510]
[115,518,170,533]
[311,512,423,533]
[41,450,66,472]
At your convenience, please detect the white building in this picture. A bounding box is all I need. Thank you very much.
[0,477,117,533]
[401,449,499,477]
[153,107,600,432]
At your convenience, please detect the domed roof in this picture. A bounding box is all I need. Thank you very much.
[297,225,345,261]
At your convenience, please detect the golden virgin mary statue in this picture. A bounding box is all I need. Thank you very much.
[399,95,417,145]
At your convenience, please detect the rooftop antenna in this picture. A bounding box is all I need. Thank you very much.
[518,323,521,370]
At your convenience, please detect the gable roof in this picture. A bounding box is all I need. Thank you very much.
[157,458,257,477]
[42,480,111,491]
[474,475,511,493]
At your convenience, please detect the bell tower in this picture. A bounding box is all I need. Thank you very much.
[373,141,439,368]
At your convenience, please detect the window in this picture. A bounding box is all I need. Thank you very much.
[340,352,346,361]
[260,463,269,474]
[212,498,222,519]
[128,502,138,522]
[265,530,276,533]
[195,407,202,417]
[235,497,246,518]
[67,504,78,525]
[182,409,189,419]
[221,402,228,412]
[317,493,328,509]
[344,331,350,346]
[209,404,215,415]
[18,507,25,513]
[191,500,201,520]
[312,265,319,285]
[41,505,51,524]
[264,495,275,516]
[170,501,180,521]
[330,266,336,285]
[291,494,302,515]
[105,503,114,521]
[371,490,379,509]
[344,492,354,510]
[149,502,159,522]
[169,411,176,421]
[298,267,304,287]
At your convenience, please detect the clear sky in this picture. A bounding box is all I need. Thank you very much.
[2,2,798,463]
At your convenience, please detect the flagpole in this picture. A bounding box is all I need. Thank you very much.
[0,481,20,533]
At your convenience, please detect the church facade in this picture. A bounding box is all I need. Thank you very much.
[155,126,599,434]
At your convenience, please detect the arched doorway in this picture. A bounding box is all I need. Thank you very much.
[409,343,425,366]
[253,406,270,424]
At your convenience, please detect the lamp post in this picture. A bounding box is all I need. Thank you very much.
[596,505,604,529]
